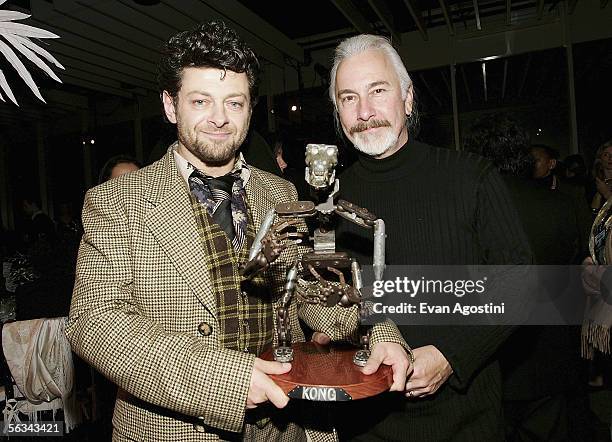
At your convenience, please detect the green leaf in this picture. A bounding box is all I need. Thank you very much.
[0,68,18,105]
[0,21,60,39]
[4,34,62,82]
[0,10,31,22]
[0,39,44,103]
[11,34,64,69]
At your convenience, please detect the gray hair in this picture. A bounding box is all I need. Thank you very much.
[328,34,418,134]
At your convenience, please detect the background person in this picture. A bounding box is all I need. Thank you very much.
[98,154,142,184]
[465,113,593,441]
[591,139,612,215]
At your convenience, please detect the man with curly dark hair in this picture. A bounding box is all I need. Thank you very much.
[67,20,304,442]
[157,21,260,172]
[67,21,407,442]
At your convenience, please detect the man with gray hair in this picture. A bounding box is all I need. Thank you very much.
[326,34,533,440]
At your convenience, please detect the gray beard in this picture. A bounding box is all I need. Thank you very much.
[352,127,398,157]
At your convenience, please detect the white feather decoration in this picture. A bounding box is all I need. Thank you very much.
[0,3,63,105]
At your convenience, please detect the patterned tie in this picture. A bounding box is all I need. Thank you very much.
[207,175,235,240]
[188,169,248,251]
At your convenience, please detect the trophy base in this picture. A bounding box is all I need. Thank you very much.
[261,342,392,401]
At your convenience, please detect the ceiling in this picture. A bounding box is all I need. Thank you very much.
[0,0,611,128]
[238,0,574,47]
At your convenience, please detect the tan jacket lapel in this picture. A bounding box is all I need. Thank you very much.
[245,168,278,230]
[143,150,217,316]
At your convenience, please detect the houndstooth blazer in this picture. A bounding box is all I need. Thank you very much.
[67,147,406,441]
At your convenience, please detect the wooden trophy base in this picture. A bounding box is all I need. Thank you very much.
[260,342,392,401]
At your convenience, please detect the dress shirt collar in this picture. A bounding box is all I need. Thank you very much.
[171,141,251,186]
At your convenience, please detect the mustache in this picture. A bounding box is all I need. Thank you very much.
[349,119,391,135]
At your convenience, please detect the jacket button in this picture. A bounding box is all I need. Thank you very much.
[194,418,206,432]
[198,322,212,336]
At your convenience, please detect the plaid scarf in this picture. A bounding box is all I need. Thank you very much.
[190,196,274,355]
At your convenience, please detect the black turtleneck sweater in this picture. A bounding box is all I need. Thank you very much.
[333,139,533,441]
[533,174,592,262]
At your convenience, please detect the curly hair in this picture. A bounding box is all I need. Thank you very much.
[463,113,533,177]
[157,20,260,106]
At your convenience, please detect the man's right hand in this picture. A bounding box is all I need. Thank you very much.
[246,358,291,409]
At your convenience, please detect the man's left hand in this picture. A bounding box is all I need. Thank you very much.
[404,345,452,398]
[363,342,412,392]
